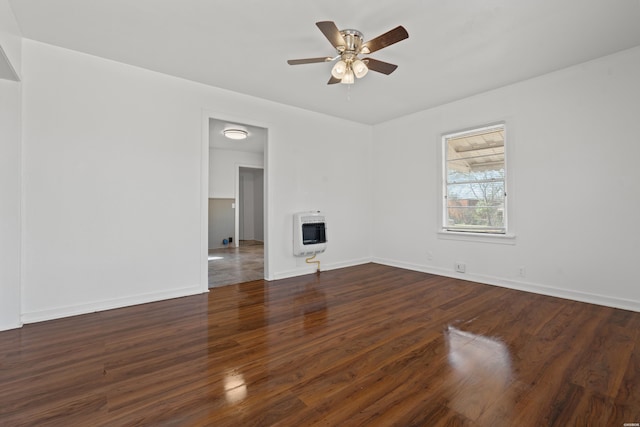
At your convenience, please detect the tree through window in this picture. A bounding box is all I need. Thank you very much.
[443,124,507,234]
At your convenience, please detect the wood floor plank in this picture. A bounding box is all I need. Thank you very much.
[615,335,640,416]
[569,320,636,398]
[1,263,639,426]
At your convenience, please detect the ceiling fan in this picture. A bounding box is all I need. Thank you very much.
[287,21,409,85]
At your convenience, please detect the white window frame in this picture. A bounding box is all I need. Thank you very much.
[439,122,515,243]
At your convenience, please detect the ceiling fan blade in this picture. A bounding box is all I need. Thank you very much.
[327,76,341,85]
[316,21,346,49]
[364,58,398,75]
[362,26,409,54]
[287,57,333,65]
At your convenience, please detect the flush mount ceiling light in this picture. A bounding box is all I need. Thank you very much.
[287,21,408,85]
[223,129,248,140]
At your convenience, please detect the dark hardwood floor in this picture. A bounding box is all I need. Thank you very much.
[1,263,639,426]
[208,240,264,288]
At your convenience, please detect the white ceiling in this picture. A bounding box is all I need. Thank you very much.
[9,0,640,125]
[209,119,266,153]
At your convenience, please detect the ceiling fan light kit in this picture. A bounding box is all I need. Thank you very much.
[352,59,368,78]
[342,68,355,84]
[288,21,408,85]
[331,60,347,79]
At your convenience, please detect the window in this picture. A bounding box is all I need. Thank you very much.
[442,123,507,234]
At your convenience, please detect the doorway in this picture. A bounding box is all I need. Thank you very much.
[238,166,264,245]
[206,118,267,288]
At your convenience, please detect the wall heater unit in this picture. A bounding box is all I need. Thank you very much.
[293,211,327,256]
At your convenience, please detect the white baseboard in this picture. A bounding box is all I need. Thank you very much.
[271,257,372,281]
[0,320,23,332]
[372,257,640,313]
[20,285,207,325]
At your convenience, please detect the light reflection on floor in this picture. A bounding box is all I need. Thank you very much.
[445,325,514,422]
[224,370,247,404]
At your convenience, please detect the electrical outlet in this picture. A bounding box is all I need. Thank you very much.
[518,266,526,277]
[455,262,466,273]
[427,251,433,261]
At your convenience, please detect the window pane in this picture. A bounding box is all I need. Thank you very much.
[446,181,505,231]
[443,124,506,234]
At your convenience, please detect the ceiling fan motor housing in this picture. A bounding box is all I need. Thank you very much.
[338,29,365,56]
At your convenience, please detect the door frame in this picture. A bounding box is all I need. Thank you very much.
[235,165,265,248]
[201,110,270,292]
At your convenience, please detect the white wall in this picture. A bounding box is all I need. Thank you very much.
[270,116,373,278]
[208,198,234,250]
[0,78,21,331]
[209,148,263,198]
[0,0,22,331]
[372,46,640,311]
[0,0,21,79]
[20,40,372,323]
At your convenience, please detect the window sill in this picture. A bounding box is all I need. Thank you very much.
[437,230,516,245]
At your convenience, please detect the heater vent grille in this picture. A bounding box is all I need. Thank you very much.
[293,211,328,256]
